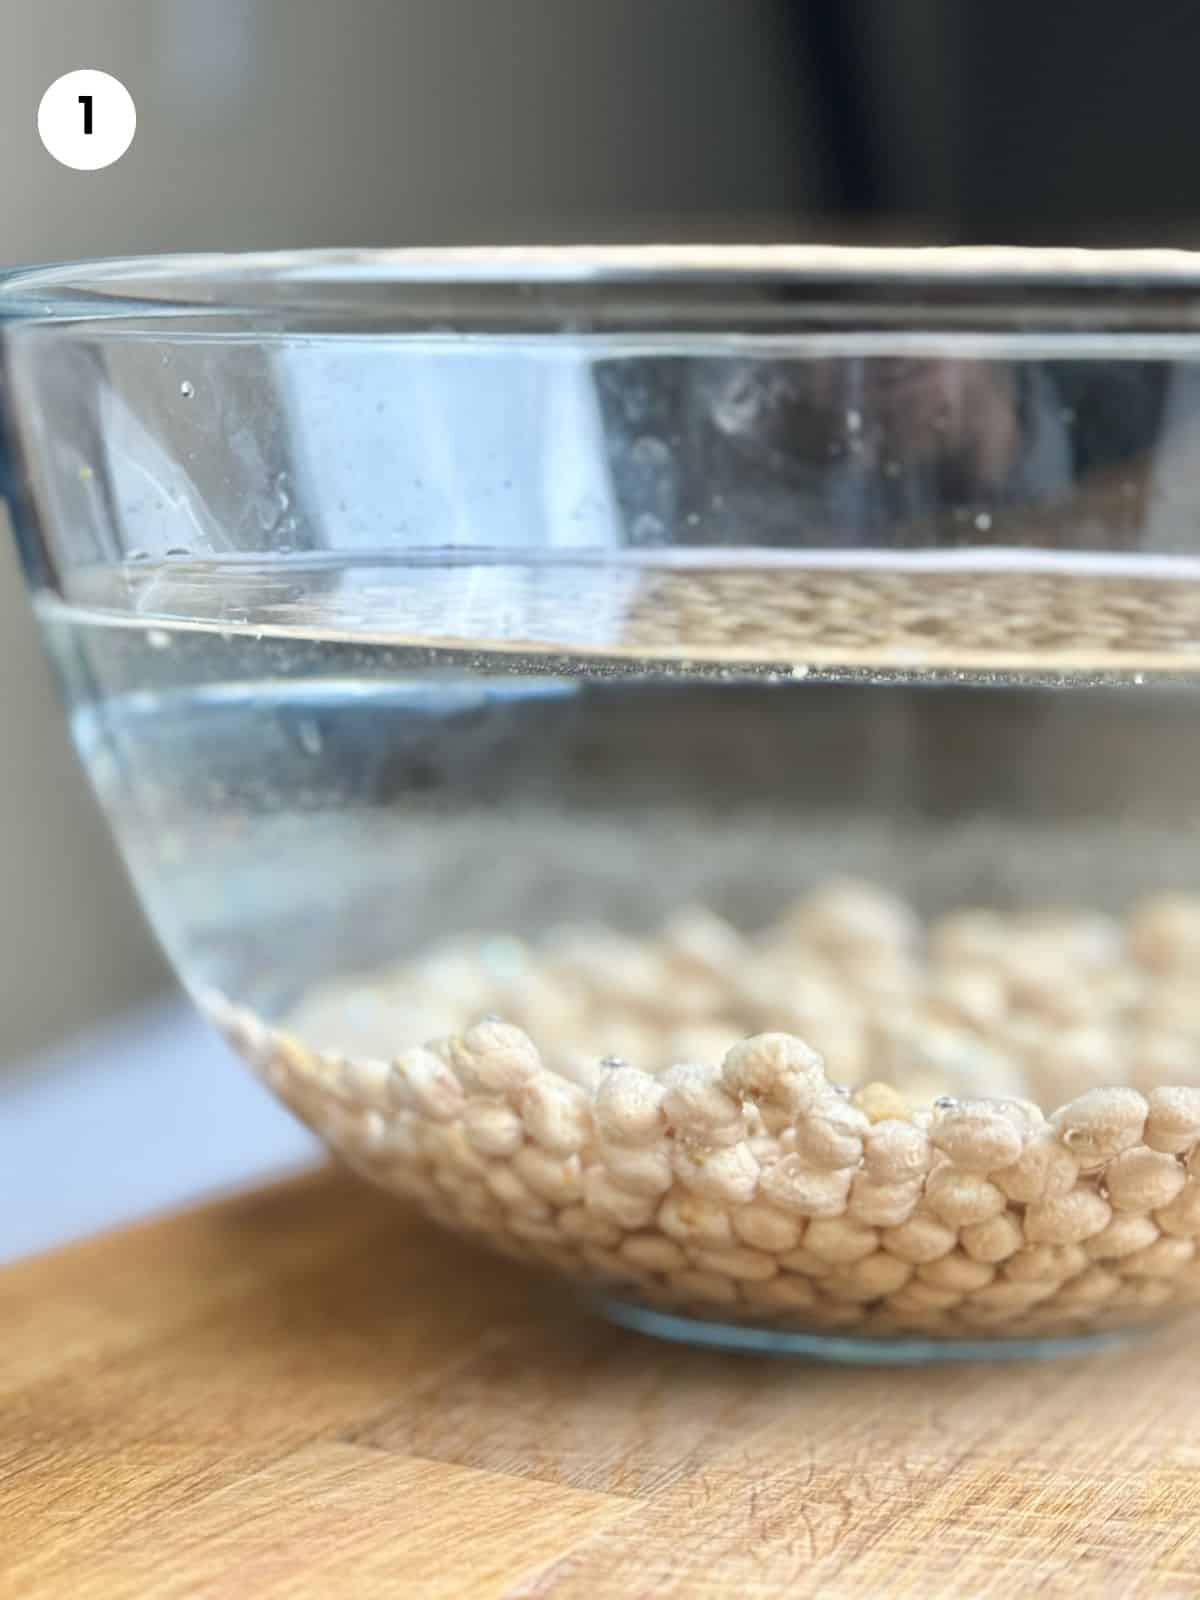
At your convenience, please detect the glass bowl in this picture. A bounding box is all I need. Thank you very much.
[7,246,1200,1362]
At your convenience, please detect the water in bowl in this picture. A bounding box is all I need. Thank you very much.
[37,551,1200,1052]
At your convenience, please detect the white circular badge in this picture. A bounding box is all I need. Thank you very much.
[38,70,136,171]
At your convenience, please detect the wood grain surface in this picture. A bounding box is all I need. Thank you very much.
[4,1165,1200,1598]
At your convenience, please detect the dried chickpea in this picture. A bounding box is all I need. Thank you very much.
[517,1075,592,1155]
[462,1100,525,1158]
[661,906,746,977]
[483,1162,552,1220]
[842,1251,913,1297]
[993,1127,1079,1204]
[1117,1236,1195,1277]
[419,1121,486,1178]
[392,1046,465,1122]
[1144,1087,1200,1155]
[620,1233,689,1274]
[777,1246,831,1277]
[672,1140,760,1205]
[863,1119,931,1184]
[557,1205,622,1247]
[917,1252,996,1292]
[660,1062,744,1147]
[337,1055,393,1110]
[731,1201,804,1254]
[582,1167,658,1230]
[787,878,919,956]
[656,1188,736,1247]
[1128,893,1200,971]
[930,1100,1024,1173]
[887,1280,962,1312]
[923,1164,1007,1227]
[1103,1147,1186,1213]
[1004,1243,1089,1282]
[845,1174,921,1228]
[1155,1178,1200,1236]
[448,1019,542,1096]
[594,1066,665,1147]
[854,1081,913,1124]
[721,1034,827,1125]
[929,909,1008,967]
[595,1141,672,1197]
[880,1216,958,1265]
[959,1213,1024,1264]
[1023,1188,1112,1246]
[1110,1278,1175,1311]
[1083,1214,1162,1260]
[690,1245,779,1283]
[759,1155,853,1218]
[792,1098,869,1170]
[803,1217,880,1265]
[1049,1087,1148,1168]
[1049,1267,1120,1305]
[511,1145,583,1206]
[958,1278,1055,1316]
[929,967,1009,1032]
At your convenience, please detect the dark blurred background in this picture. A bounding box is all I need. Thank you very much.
[4,0,1200,1057]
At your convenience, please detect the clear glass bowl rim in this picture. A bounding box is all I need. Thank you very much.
[10,244,1200,326]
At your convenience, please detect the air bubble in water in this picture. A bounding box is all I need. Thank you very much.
[146,629,172,650]
[600,1055,626,1070]
[296,718,323,756]
[631,512,666,546]
[631,435,671,467]
[179,380,195,399]
[933,1094,960,1111]
[974,512,993,532]
[712,371,766,435]
[845,408,863,434]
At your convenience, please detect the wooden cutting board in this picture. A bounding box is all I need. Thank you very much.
[4,1164,1200,1598]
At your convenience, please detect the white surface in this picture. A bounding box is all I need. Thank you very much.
[0,995,320,1263]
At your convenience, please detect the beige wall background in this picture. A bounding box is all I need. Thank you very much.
[1,0,820,1058]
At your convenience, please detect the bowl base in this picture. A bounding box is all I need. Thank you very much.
[597,1299,1138,1364]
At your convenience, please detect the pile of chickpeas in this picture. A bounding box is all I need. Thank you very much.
[620,566,1200,667]
[207,881,1200,1342]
